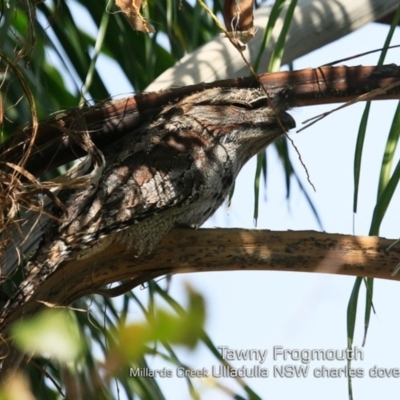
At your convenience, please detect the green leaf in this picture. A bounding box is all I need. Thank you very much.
[253,0,287,73]
[268,0,298,72]
[353,102,371,214]
[12,310,85,362]
[109,285,205,365]
[346,277,362,400]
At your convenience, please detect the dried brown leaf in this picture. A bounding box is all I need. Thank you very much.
[115,0,155,33]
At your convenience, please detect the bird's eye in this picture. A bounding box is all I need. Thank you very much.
[231,102,252,109]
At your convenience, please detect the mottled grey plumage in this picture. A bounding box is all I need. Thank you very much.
[0,87,295,325]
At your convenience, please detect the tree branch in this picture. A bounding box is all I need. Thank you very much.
[3,228,398,327]
[2,64,400,177]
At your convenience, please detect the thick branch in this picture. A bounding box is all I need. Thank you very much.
[4,229,399,326]
[2,64,400,177]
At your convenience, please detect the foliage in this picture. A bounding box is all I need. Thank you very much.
[1,0,400,399]
[4,285,208,399]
